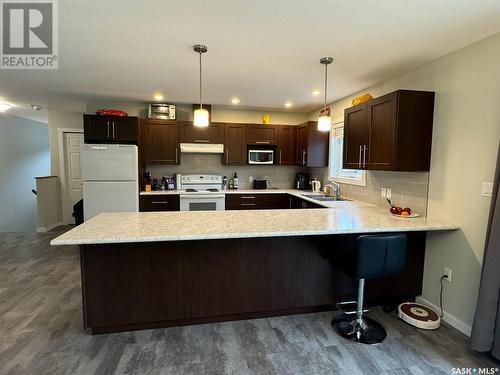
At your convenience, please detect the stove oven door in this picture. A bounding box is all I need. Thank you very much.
[180,194,225,211]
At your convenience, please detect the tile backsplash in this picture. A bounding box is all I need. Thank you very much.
[146,154,429,216]
[146,154,307,190]
[309,168,429,216]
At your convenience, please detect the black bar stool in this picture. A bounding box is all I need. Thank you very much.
[332,234,407,345]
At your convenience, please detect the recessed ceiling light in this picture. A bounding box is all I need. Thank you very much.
[0,103,12,112]
[284,102,293,108]
[30,104,42,110]
[312,89,321,96]
[153,94,164,101]
[231,97,240,105]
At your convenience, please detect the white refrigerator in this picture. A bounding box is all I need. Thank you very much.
[82,144,139,221]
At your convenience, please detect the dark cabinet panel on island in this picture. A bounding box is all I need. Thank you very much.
[140,119,179,164]
[84,114,138,144]
[139,195,180,212]
[343,90,435,171]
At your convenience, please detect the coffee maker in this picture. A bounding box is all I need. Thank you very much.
[295,172,309,190]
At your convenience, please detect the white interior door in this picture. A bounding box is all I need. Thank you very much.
[64,132,84,223]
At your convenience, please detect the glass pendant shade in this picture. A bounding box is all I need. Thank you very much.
[193,108,209,127]
[318,56,334,132]
[317,115,332,132]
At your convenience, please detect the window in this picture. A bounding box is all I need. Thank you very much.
[328,123,366,186]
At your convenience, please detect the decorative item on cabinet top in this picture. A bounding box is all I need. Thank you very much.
[351,93,374,106]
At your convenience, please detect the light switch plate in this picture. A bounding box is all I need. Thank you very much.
[381,188,387,198]
[386,188,392,199]
[482,182,493,197]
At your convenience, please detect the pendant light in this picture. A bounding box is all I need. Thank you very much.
[193,44,209,127]
[318,57,334,132]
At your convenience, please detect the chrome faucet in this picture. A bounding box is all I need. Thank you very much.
[323,181,341,199]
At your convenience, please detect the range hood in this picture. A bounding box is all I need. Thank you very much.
[180,143,224,154]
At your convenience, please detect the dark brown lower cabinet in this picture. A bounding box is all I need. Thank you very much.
[225,193,290,210]
[80,232,426,334]
[289,195,324,209]
[139,195,180,211]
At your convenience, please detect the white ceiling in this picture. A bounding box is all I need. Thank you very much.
[2,0,500,121]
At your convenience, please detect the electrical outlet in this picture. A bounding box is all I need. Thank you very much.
[381,188,387,198]
[248,176,254,183]
[386,188,392,199]
[482,182,493,197]
[443,267,452,282]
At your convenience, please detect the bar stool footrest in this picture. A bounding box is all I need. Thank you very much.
[336,300,370,315]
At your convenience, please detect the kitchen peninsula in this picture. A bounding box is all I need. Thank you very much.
[51,196,457,334]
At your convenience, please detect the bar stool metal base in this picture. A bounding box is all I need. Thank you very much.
[331,314,387,345]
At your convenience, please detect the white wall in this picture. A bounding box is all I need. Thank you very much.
[0,114,50,232]
[309,32,500,334]
[86,101,308,124]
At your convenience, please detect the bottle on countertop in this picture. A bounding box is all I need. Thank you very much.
[222,176,228,190]
[233,172,239,189]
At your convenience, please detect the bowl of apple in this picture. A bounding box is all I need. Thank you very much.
[387,199,419,218]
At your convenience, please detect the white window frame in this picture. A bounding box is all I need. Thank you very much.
[328,121,366,186]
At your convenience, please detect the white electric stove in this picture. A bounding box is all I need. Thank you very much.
[179,175,225,211]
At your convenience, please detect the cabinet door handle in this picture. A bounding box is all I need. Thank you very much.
[226,151,229,164]
[302,150,306,165]
[241,203,255,206]
[175,148,178,163]
[279,150,282,165]
[359,145,362,168]
[194,139,209,143]
[107,120,110,139]
[255,141,270,144]
[363,145,367,167]
[151,201,168,204]
[241,196,255,199]
[112,121,116,139]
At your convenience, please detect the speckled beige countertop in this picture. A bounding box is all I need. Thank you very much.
[50,200,458,245]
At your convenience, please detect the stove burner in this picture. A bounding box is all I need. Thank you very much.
[186,188,198,192]
[206,188,219,192]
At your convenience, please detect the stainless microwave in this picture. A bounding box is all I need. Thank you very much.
[248,149,274,164]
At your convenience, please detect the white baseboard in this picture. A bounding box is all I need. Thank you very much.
[37,221,63,233]
[416,296,472,336]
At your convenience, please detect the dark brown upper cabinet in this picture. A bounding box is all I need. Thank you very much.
[276,125,295,165]
[223,123,246,165]
[343,90,435,171]
[180,121,224,144]
[295,121,329,167]
[84,114,138,144]
[140,119,179,164]
[246,124,277,145]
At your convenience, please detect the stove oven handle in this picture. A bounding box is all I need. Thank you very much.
[180,194,225,199]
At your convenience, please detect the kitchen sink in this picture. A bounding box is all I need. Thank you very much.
[301,194,350,202]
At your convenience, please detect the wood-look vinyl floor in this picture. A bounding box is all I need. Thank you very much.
[0,227,497,375]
